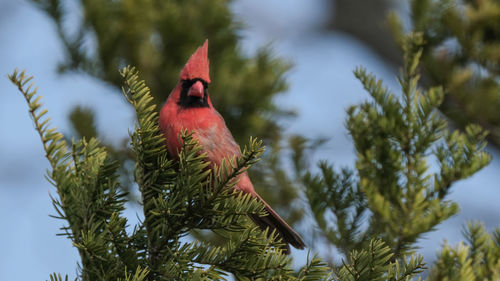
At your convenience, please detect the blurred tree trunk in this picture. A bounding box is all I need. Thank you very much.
[328,0,402,66]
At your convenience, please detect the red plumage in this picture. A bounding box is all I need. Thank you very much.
[180,39,211,83]
[159,40,305,253]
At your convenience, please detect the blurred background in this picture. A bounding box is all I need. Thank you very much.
[1,0,500,279]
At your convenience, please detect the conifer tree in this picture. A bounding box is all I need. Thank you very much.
[296,32,491,276]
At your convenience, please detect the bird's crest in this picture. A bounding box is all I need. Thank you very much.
[180,40,210,83]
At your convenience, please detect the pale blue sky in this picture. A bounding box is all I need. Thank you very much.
[1,0,499,279]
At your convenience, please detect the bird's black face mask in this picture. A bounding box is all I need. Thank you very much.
[178,78,209,108]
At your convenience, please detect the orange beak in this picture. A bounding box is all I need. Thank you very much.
[187,81,204,98]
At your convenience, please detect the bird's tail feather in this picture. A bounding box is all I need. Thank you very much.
[249,194,306,254]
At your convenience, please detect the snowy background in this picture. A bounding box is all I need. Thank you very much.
[1,0,499,279]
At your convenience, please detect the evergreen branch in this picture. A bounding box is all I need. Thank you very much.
[346,33,490,259]
[296,252,334,281]
[11,69,133,280]
[336,239,425,281]
[191,227,291,279]
[337,239,393,281]
[211,137,265,200]
[427,221,500,281]
[353,67,400,115]
[388,255,426,281]
[119,266,150,281]
[47,273,75,281]
[8,69,69,177]
[153,132,266,234]
[303,163,367,256]
[120,66,175,277]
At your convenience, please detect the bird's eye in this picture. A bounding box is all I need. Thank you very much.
[183,79,208,90]
[182,80,193,88]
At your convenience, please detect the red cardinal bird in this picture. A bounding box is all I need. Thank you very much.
[159,40,305,253]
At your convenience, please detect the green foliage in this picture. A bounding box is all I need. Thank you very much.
[303,163,366,256]
[119,267,150,281]
[336,239,425,281]
[391,0,500,148]
[12,70,135,279]
[300,33,490,265]
[296,254,333,281]
[10,67,338,280]
[10,70,129,280]
[48,273,76,281]
[428,222,500,280]
[30,0,302,227]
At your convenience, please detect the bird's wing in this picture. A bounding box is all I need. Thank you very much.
[195,115,241,167]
